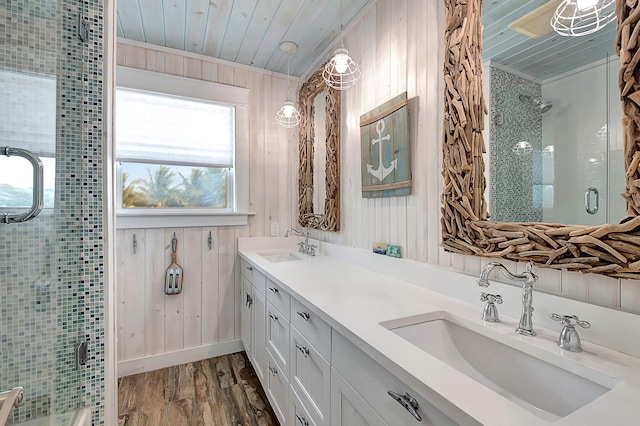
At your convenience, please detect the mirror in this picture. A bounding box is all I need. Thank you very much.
[482,0,624,226]
[312,92,328,215]
[441,0,640,279]
[298,64,340,231]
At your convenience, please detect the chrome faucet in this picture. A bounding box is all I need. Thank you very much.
[477,261,538,336]
[284,228,316,256]
[550,313,590,352]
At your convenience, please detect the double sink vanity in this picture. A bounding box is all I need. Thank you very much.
[238,237,640,425]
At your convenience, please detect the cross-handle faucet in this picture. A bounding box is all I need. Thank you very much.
[477,261,538,336]
[550,313,590,352]
[284,228,316,256]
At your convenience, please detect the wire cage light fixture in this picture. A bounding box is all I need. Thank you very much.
[323,0,361,90]
[276,41,301,128]
[551,0,616,36]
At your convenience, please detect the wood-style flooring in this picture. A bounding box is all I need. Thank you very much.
[118,352,278,426]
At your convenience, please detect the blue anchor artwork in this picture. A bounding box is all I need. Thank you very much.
[360,92,412,198]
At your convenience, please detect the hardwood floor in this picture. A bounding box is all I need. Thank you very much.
[118,351,278,426]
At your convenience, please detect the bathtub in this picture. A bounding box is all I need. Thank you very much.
[13,408,91,426]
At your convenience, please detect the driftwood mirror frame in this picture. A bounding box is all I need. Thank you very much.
[442,0,640,279]
[298,64,341,231]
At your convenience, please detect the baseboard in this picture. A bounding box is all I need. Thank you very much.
[117,339,244,377]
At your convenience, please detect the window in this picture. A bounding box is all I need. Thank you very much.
[115,67,250,228]
[0,70,56,212]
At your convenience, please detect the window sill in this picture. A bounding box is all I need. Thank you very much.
[116,211,255,229]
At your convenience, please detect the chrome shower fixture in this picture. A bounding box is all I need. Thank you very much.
[519,94,553,114]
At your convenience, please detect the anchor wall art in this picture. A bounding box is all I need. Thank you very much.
[360,92,412,198]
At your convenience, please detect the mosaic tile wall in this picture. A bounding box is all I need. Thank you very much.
[0,0,106,424]
[489,67,543,222]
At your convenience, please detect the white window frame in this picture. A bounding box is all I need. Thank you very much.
[114,66,251,229]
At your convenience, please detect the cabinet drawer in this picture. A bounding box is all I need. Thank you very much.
[240,258,266,295]
[267,352,290,426]
[291,387,318,426]
[290,326,330,425]
[291,297,331,361]
[332,332,479,426]
[267,279,290,320]
[266,301,290,373]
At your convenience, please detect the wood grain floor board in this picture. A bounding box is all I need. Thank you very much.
[118,352,278,426]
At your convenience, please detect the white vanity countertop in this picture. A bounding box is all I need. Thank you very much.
[238,239,640,426]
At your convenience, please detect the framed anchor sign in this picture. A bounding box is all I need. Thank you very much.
[360,92,412,198]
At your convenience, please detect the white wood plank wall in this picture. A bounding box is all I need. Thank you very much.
[115,41,298,366]
[116,226,249,364]
[304,0,640,314]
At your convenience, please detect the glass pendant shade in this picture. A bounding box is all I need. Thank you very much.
[551,0,616,36]
[323,45,361,90]
[276,100,301,128]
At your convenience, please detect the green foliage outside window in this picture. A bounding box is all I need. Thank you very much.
[121,164,227,209]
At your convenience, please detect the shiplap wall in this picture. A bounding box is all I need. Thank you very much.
[304,0,640,314]
[115,40,298,369]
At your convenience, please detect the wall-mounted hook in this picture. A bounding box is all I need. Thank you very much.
[132,233,137,255]
[208,231,213,251]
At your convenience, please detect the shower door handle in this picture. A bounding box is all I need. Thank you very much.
[1,147,44,224]
[585,187,599,215]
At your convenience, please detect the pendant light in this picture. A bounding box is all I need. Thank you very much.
[276,41,301,128]
[551,0,616,37]
[323,0,361,90]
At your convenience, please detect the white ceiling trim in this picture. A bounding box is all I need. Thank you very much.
[117,37,301,81]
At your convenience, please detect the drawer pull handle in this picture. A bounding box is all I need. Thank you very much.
[245,266,253,271]
[296,414,309,426]
[245,293,253,308]
[269,366,278,376]
[297,311,310,321]
[269,287,279,294]
[296,343,310,358]
[387,390,422,422]
[269,312,279,322]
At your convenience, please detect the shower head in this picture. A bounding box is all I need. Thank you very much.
[535,98,553,113]
[518,94,553,114]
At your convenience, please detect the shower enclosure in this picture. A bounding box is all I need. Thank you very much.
[488,54,625,226]
[0,0,106,424]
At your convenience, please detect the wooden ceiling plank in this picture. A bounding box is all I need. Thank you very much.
[162,0,187,50]
[184,0,210,54]
[507,28,615,74]
[235,0,287,67]
[218,0,260,62]
[117,0,146,41]
[117,15,125,38]
[521,38,616,80]
[290,0,373,76]
[202,0,235,57]
[264,0,340,73]
[248,0,307,70]
[138,0,165,46]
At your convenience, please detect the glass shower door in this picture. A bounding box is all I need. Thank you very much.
[0,0,87,423]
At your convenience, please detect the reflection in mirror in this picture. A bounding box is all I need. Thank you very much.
[313,91,327,215]
[483,0,625,226]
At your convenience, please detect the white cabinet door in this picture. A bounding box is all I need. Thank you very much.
[241,278,253,356]
[266,301,290,372]
[290,325,330,425]
[252,287,268,387]
[267,353,291,425]
[331,367,388,426]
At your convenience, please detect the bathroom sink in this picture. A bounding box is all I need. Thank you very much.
[381,311,616,422]
[258,252,303,262]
